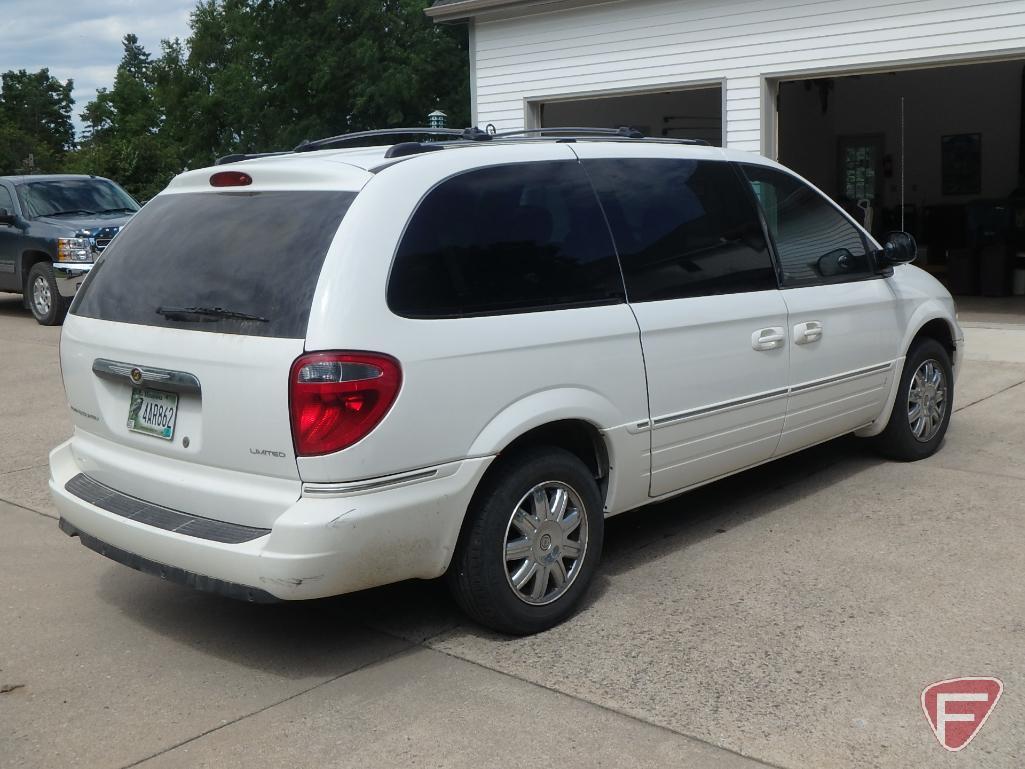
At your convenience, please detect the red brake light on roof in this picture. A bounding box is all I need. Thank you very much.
[289,352,402,457]
[210,171,252,187]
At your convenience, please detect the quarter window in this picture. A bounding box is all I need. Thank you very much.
[388,161,624,318]
[0,185,14,213]
[583,158,777,301]
[740,164,874,287]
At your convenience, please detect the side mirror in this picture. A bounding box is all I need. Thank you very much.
[880,231,917,265]
[0,208,15,226]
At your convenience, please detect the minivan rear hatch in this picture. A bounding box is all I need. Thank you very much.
[61,173,364,527]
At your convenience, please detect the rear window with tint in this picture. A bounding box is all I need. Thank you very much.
[71,190,356,338]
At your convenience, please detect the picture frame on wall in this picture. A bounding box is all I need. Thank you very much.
[941,133,981,195]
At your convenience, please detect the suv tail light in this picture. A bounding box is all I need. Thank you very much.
[289,352,402,457]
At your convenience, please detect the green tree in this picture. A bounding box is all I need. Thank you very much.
[181,0,470,160]
[0,68,75,173]
[69,34,182,200]
[68,1,470,192]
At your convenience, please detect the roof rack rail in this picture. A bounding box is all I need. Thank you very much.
[485,126,710,146]
[217,125,712,166]
[215,150,291,166]
[491,126,645,140]
[383,141,447,159]
[293,127,487,153]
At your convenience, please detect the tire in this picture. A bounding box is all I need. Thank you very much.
[872,337,953,461]
[26,262,70,326]
[447,446,604,635]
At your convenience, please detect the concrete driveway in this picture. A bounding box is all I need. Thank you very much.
[2,293,1024,769]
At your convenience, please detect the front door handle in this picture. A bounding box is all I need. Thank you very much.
[794,321,823,345]
[751,327,786,351]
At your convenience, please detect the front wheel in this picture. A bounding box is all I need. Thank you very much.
[447,447,604,635]
[872,337,953,461]
[26,263,70,326]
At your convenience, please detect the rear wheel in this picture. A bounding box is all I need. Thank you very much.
[26,263,70,326]
[448,447,604,635]
[872,337,953,461]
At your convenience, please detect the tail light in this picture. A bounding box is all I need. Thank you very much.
[289,352,401,457]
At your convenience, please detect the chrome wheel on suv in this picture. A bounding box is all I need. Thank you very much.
[32,274,52,317]
[504,481,588,606]
[26,262,70,326]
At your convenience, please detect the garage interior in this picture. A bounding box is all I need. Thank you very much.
[778,59,1025,300]
[539,85,723,146]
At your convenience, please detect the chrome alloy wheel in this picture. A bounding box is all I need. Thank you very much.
[32,274,52,317]
[503,481,588,606]
[908,358,947,443]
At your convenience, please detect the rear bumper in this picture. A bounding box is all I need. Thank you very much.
[50,439,492,600]
[58,517,279,602]
[52,262,93,298]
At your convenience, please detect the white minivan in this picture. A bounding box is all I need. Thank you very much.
[50,128,962,634]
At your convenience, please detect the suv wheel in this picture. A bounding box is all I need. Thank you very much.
[448,447,604,635]
[872,337,953,461]
[26,263,70,326]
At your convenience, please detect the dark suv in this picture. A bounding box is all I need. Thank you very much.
[0,174,139,325]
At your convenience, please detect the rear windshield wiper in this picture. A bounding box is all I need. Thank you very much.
[156,305,269,322]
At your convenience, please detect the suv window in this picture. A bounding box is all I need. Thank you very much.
[0,185,14,213]
[584,159,777,302]
[388,161,624,318]
[17,178,138,218]
[740,164,874,287]
[71,190,356,339]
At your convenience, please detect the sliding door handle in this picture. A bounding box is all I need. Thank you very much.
[794,321,823,345]
[751,327,786,351]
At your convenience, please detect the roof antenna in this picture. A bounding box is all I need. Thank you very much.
[900,95,905,232]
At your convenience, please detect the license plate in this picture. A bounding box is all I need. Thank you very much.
[127,387,178,440]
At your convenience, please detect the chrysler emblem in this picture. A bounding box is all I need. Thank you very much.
[130,367,143,385]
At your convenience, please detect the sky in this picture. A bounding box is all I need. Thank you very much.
[0,0,196,133]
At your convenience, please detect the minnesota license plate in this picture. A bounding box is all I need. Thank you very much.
[127,387,178,440]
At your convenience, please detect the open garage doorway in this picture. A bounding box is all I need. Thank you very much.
[778,59,1025,298]
[537,85,723,146]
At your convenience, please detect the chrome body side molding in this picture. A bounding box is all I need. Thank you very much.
[648,361,894,431]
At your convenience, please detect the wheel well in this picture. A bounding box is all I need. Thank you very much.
[910,318,955,358]
[20,250,50,289]
[484,419,611,502]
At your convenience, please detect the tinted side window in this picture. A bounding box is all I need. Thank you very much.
[0,185,14,212]
[740,164,873,287]
[388,161,624,318]
[584,158,777,302]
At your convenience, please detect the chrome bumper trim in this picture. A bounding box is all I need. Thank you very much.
[302,468,442,498]
[52,262,93,297]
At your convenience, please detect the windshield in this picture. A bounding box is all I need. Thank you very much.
[17,179,139,218]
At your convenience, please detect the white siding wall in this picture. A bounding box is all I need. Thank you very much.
[471,0,1025,152]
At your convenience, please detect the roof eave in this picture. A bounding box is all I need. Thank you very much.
[425,0,553,22]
